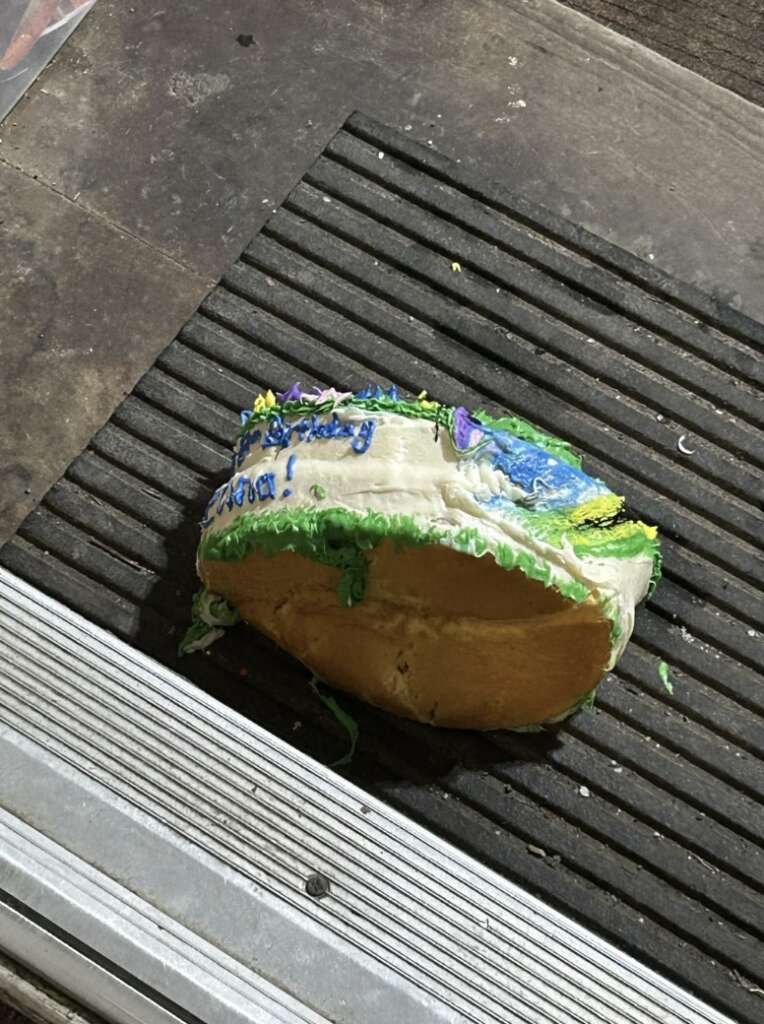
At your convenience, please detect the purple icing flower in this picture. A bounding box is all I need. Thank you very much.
[277,383,303,402]
[452,406,482,450]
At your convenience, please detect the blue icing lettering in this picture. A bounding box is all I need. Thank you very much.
[206,413,379,528]
[203,465,290,528]
[263,418,290,449]
[216,482,231,515]
[351,418,376,454]
[235,427,262,469]
[255,412,377,453]
[256,472,277,500]
[232,476,248,507]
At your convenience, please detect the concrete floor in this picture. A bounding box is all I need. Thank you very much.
[563,0,764,108]
[1,0,764,547]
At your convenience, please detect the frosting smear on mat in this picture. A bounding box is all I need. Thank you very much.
[184,385,660,730]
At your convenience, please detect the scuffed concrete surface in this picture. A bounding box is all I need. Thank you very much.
[3,0,764,308]
[1,0,764,541]
[561,0,764,108]
[0,163,208,546]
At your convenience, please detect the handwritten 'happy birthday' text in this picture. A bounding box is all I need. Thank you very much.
[234,412,376,470]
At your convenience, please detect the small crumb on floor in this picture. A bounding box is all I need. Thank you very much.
[305,871,331,899]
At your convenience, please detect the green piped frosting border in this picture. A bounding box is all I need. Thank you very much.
[198,506,593,610]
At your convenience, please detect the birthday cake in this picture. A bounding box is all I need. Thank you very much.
[183,384,661,730]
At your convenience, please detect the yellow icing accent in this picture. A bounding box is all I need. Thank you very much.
[568,494,623,525]
[253,390,277,413]
[416,389,439,411]
[572,519,652,548]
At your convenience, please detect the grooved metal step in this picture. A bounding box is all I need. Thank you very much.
[2,112,762,1023]
[0,569,740,1024]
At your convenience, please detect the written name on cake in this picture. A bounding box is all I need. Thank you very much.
[201,413,378,529]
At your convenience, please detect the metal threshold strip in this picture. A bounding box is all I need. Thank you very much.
[0,568,736,1024]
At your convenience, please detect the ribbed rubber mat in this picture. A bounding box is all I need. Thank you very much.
[2,112,762,1023]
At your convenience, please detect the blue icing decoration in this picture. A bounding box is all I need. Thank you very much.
[451,416,607,512]
[262,418,290,448]
[351,418,376,454]
[216,483,230,515]
[234,427,262,469]
[252,413,377,454]
[256,473,277,500]
[232,477,248,507]
[355,384,402,401]
[205,410,380,530]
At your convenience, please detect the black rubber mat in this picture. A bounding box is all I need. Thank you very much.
[3,113,763,1022]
